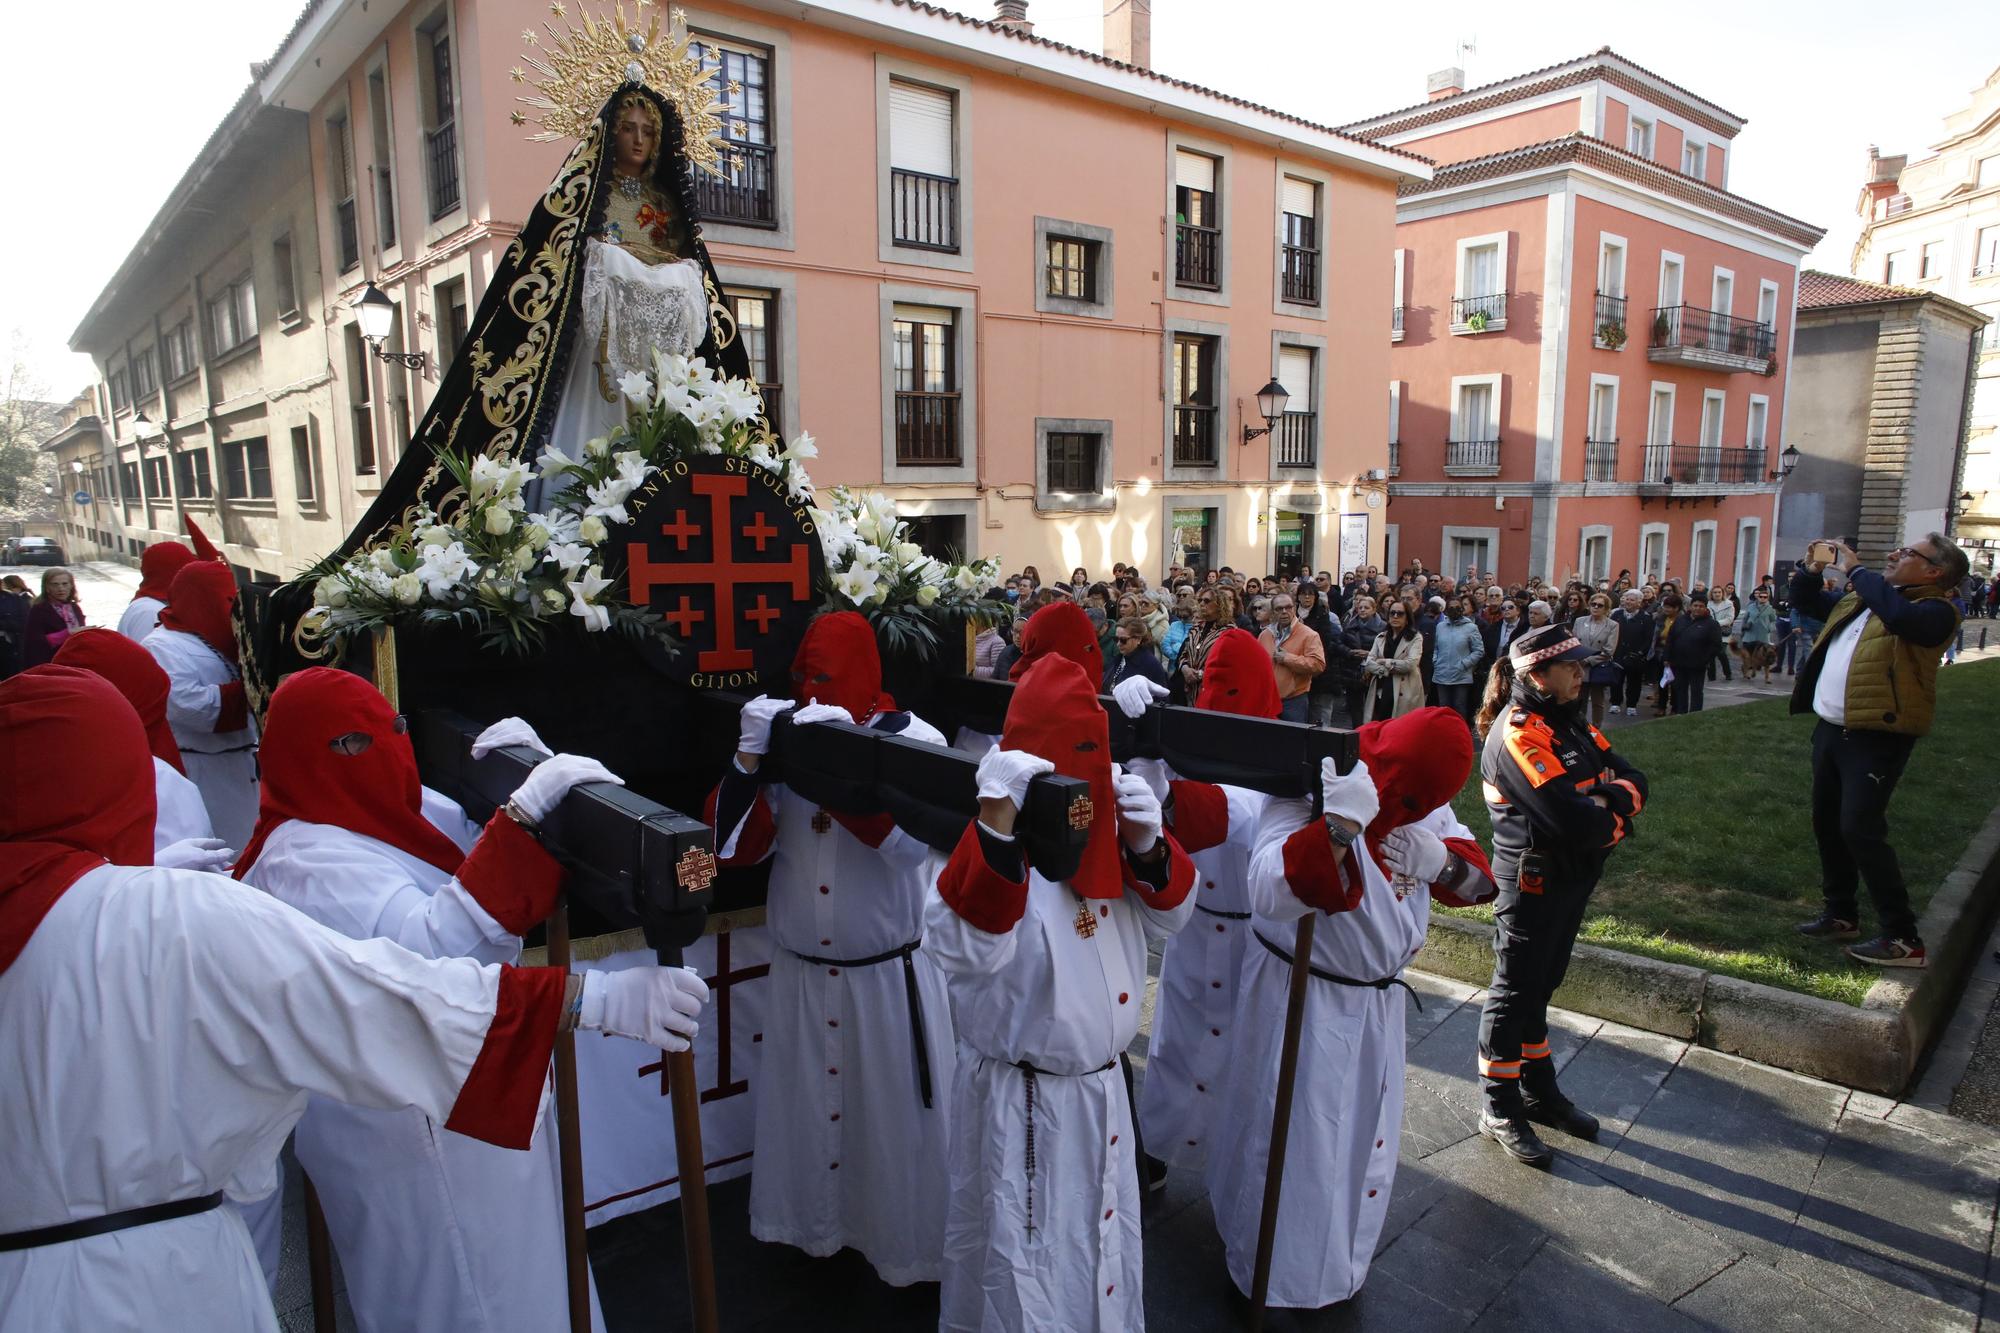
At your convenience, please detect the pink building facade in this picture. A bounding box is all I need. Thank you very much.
[1344,51,1824,588]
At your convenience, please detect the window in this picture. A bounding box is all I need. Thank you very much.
[272,235,299,321]
[1598,237,1627,298]
[133,349,157,399]
[1746,395,1769,457]
[345,325,376,475]
[723,287,782,431]
[1711,269,1734,317]
[888,80,957,252]
[1171,333,1219,467]
[1581,532,1611,584]
[1587,379,1618,481]
[1682,142,1704,177]
[206,275,257,355]
[367,68,397,248]
[1280,175,1319,304]
[108,369,129,412]
[328,111,359,271]
[1691,524,1716,588]
[1976,226,2000,277]
[291,425,316,504]
[1920,242,1943,280]
[221,436,272,501]
[1446,533,1494,579]
[1735,521,1762,587]
[892,305,958,465]
[1884,250,1906,285]
[1388,381,1402,476]
[1174,150,1220,289]
[1392,249,1406,340]
[144,455,170,500]
[1045,235,1097,302]
[434,277,469,364]
[1045,431,1100,493]
[1453,235,1507,330]
[120,461,140,503]
[174,448,213,501]
[1645,385,1675,482]
[163,321,195,381]
[1596,235,1628,345]
[1447,376,1500,472]
[419,17,461,219]
[1757,280,1780,330]
[1640,526,1668,580]
[1274,345,1316,469]
[1628,117,1654,159]
[693,37,776,226]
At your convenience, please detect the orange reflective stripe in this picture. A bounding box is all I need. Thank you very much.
[1478,1057,1523,1079]
[1610,777,1644,815]
[1520,1041,1552,1059]
[1587,724,1613,752]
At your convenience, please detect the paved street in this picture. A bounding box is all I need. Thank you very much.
[2,557,141,633]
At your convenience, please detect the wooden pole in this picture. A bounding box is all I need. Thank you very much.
[659,971,720,1333]
[303,1174,337,1333]
[547,900,593,1333]
[1247,911,1317,1330]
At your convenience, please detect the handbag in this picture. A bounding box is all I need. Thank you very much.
[1587,660,1622,687]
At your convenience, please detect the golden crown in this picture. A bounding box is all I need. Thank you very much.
[510,1,736,177]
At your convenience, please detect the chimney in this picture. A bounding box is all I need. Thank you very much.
[1426,66,1465,102]
[994,0,1032,34]
[1104,0,1151,70]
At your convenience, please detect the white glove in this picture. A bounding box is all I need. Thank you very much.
[735,695,792,757]
[579,966,709,1051]
[1382,824,1449,883]
[471,716,553,760]
[975,747,1054,810]
[791,702,855,728]
[1112,676,1169,720]
[1320,757,1380,829]
[1113,767,1163,854]
[509,753,623,824]
[155,837,235,873]
[1126,755,1171,804]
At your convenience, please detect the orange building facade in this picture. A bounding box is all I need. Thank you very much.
[1344,51,1824,588]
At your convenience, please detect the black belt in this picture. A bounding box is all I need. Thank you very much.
[1194,903,1252,920]
[0,1192,225,1252]
[788,939,933,1109]
[1254,930,1421,1011]
[1008,1057,1119,1236]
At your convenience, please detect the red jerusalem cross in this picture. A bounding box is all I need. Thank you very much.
[626,473,813,670]
[637,928,769,1100]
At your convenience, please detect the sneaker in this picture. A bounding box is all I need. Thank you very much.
[1795,912,1859,941]
[1625,706,1637,716]
[1478,1113,1553,1167]
[1847,936,1926,968]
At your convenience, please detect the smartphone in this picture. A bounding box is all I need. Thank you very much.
[1807,540,1839,566]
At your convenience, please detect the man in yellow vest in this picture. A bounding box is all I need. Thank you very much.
[1790,533,1968,966]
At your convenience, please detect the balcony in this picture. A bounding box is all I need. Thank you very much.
[426,121,460,220]
[1176,222,1220,290]
[1584,438,1619,482]
[891,169,959,252]
[1444,437,1501,476]
[894,391,961,466]
[1172,404,1218,467]
[1647,305,1775,374]
[1391,305,1405,343]
[1641,443,1769,487]
[1450,292,1507,335]
[1593,292,1629,350]
[699,141,777,227]
[1274,412,1317,469]
[1281,245,1319,304]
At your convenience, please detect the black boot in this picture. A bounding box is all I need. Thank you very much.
[1478,1113,1553,1166]
[1522,1063,1600,1140]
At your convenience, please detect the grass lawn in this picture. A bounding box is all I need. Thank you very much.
[1438,657,2000,1006]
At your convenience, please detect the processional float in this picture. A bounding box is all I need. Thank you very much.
[228,5,1357,1329]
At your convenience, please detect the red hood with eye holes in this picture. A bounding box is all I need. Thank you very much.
[1001,655,1121,899]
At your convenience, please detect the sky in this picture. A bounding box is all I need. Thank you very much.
[3,0,1994,401]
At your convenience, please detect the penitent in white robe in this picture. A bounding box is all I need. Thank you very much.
[1137,780,1267,1172]
[242,790,603,1333]
[0,864,554,1333]
[716,714,957,1286]
[154,756,216,852]
[142,626,259,848]
[1207,798,1472,1309]
[118,595,165,643]
[923,830,1194,1333]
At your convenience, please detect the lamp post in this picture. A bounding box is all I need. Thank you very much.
[1768,443,1800,483]
[1241,378,1290,445]
[351,282,426,370]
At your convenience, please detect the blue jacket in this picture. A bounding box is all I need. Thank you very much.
[1431,615,1486,686]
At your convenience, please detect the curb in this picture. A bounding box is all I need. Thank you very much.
[1412,800,2000,1095]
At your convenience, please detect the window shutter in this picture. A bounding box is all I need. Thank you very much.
[892,303,956,327]
[1281,176,1316,218]
[1388,382,1401,441]
[889,82,954,176]
[1175,149,1216,192]
[1277,347,1314,405]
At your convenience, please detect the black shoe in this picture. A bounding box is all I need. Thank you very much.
[1847,936,1926,968]
[1478,1114,1553,1167]
[1795,912,1859,941]
[1523,1095,1600,1140]
[1142,1152,1169,1193]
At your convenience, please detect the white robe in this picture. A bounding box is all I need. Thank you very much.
[1207,799,1470,1308]
[118,595,165,642]
[718,714,956,1285]
[242,793,603,1333]
[142,627,259,848]
[154,756,216,852]
[0,864,548,1333]
[923,835,1194,1332]
[1137,781,1267,1171]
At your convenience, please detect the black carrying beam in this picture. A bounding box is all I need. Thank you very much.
[410,710,714,949]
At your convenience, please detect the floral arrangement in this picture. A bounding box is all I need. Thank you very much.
[813,486,1007,658]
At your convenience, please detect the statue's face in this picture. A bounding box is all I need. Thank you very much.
[613,106,659,175]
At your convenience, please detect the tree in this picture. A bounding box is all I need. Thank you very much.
[0,331,62,522]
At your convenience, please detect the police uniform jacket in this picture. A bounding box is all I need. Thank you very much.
[1479,692,1647,887]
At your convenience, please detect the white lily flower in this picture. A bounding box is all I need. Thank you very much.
[547,541,592,573]
[613,451,651,489]
[536,447,576,477]
[784,431,819,462]
[415,541,474,600]
[568,564,613,632]
[617,371,653,404]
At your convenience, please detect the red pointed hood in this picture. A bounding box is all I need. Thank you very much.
[184,515,222,562]
[54,628,185,774]
[135,542,195,602]
[1195,627,1280,718]
[1356,706,1474,862]
[0,667,157,975]
[156,560,238,664]
[1009,601,1103,683]
[236,668,465,881]
[791,611,894,721]
[1002,655,1120,899]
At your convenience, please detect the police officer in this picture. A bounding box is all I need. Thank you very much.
[1472,622,1647,1166]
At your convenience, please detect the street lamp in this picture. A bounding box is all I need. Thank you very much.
[1241,378,1290,445]
[351,282,426,370]
[1769,443,1800,482]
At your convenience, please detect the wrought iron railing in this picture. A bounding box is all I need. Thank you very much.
[1648,305,1775,364]
[1176,222,1220,289]
[891,169,959,252]
[699,142,778,227]
[1172,404,1218,467]
[1594,291,1628,344]
[1451,292,1506,327]
[1446,438,1501,470]
[1584,437,1619,481]
[426,122,460,219]
[1641,443,1768,485]
[894,391,961,465]
[1281,245,1319,303]
[1274,412,1316,468]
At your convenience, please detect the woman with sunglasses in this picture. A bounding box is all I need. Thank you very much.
[1362,604,1426,721]
[1571,593,1622,726]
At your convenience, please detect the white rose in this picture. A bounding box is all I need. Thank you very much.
[895,542,923,564]
[578,515,608,544]
[915,584,940,608]
[484,507,515,536]
[542,588,567,612]
[511,545,538,573]
[525,522,551,551]
[585,436,612,459]
[391,573,423,605]
[313,576,346,608]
